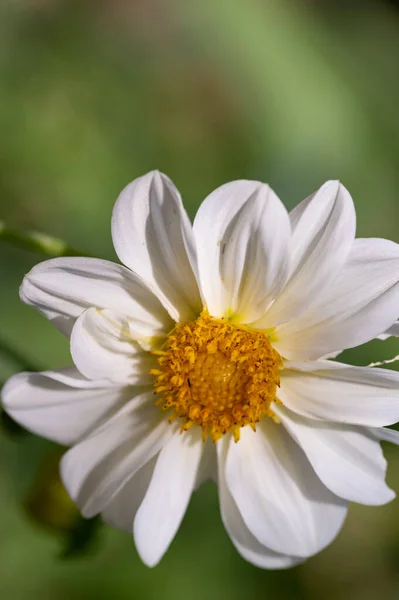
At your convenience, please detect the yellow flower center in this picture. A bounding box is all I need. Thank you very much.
[150,310,282,442]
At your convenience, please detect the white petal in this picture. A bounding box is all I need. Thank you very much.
[70,308,156,384]
[255,181,356,328]
[368,426,399,445]
[20,257,172,337]
[101,457,157,532]
[276,405,395,506]
[378,320,399,340]
[61,394,173,517]
[274,238,399,360]
[193,180,291,321]
[134,428,203,567]
[217,438,305,569]
[111,171,202,322]
[225,422,347,558]
[279,361,399,427]
[0,367,129,445]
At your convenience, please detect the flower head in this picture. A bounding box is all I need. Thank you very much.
[3,171,399,568]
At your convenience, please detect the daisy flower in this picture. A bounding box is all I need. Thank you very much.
[3,171,399,569]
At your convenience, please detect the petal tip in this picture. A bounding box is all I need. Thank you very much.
[133,518,163,568]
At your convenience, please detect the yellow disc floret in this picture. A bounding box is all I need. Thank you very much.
[150,310,282,442]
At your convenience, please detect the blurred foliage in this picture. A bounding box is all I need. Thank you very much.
[24,449,82,534]
[1,0,399,599]
[24,449,101,558]
[1,409,27,437]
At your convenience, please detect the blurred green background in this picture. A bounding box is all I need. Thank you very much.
[1,0,399,598]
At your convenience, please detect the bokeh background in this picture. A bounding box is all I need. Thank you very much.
[1,0,399,598]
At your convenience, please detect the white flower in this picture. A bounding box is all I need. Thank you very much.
[3,171,399,569]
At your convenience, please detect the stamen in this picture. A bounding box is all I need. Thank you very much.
[150,310,282,442]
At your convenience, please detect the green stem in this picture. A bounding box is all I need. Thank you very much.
[0,221,88,258]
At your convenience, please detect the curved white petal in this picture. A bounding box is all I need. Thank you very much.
[0,367,129,445]
[111,171,202,322]
[70,308,156,384]
[134,428,203,567]
[101,457,157,532]
[193,180,291,321]
[378,320,399,340]
[275,238,399,360]
[368,426,399,445]
[217,438,304,569]
[61,394,173,518]
[225,421,347,558]
[255,181,356,328]
[20,257,173,337]
[276,405,395,506]
[279,361,399,427]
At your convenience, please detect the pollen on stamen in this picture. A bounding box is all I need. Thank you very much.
[150,309,282,443]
